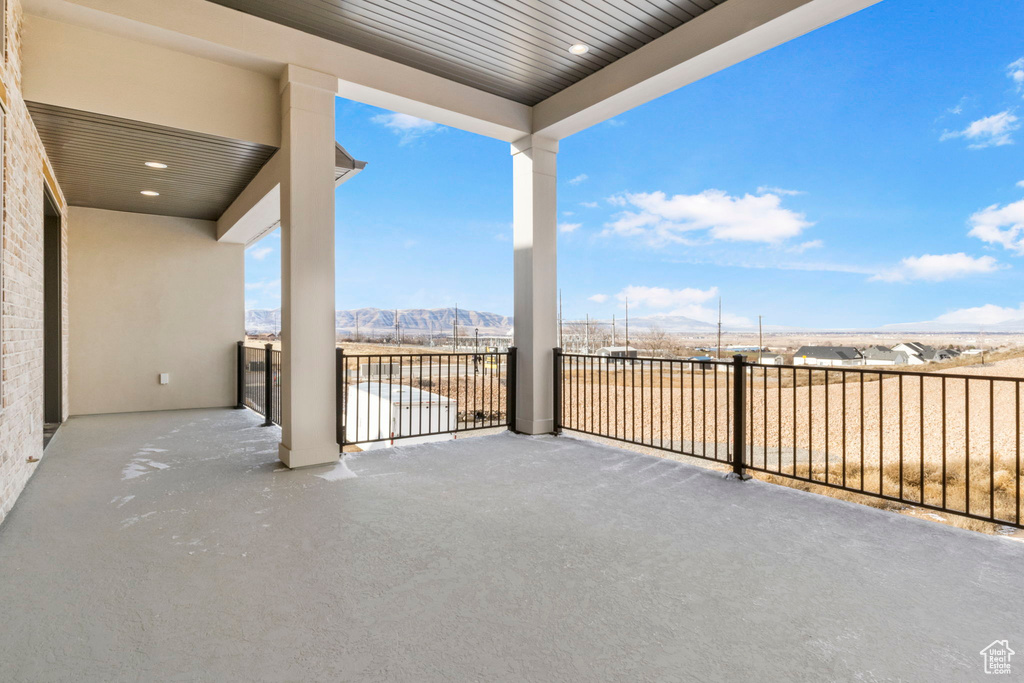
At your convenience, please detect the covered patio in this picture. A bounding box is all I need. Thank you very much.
[1,409,1019,680]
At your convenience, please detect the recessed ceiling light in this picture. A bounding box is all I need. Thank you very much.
[145,162,168,169]
[568,43,589,55]
[140,190,160,196]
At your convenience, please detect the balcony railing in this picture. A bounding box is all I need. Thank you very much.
[336,349,516,447]
[236,342,516,446]
[556,349,1024,530]
[237,342,280,427]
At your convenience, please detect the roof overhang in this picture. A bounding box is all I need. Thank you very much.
[23,0,880,143]
[335,142,366,188]
[216,142,368,244]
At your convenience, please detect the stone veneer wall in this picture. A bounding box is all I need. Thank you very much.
[0,0,69,524]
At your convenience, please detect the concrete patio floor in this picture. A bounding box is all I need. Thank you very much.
[0,408,1021,682]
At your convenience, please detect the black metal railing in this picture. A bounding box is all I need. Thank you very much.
[556,349,1023,529]
[337,348,516,446]
[237,341,281,427]
[237,342,519,444]
[556,349,736,465]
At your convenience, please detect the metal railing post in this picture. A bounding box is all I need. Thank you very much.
[506,346,517,433]
[262,343,274,427]
[235,341,245,409]
[336,347,345,447]
[731,354,748,479]
[553,347,563,435]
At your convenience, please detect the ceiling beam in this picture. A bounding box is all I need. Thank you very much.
[23,0,532,142]
[216,151,282,244]
[532,0,881,140]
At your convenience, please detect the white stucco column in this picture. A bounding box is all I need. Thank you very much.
[278,65,339,468]
[511,135,558,435]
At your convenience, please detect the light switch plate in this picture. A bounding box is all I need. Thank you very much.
[159,373,170,385]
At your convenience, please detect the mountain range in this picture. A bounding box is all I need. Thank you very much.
[246,307,513,335]
[881,319,1024,333]
[246,307,800,336]
[246,306,1024,336]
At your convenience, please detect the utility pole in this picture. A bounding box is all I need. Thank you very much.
[354,311,359,343]
[585,314,590,354]
[717,297,723,360]
[612,314,616,347]
[453,303,458,352]
[395,308,400,346]
[625,297,629,350]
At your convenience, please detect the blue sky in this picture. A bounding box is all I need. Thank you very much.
[246,0,1024,329]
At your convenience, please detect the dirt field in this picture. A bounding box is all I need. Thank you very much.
[557,357,1024,527]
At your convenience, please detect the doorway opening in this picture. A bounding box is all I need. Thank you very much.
[43,185,62,447]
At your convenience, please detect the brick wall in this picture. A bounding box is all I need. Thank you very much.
[0,0,68,524]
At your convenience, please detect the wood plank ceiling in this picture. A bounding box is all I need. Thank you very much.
[206,0,727,105]
[28,102,278,221]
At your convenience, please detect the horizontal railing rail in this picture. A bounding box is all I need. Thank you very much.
[556,349,1023,529]
[337,348,516,447]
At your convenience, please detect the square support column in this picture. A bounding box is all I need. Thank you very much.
[511,135,558,434]
[278,65,340,468]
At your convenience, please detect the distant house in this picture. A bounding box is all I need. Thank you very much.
[793,346,862,366]
[921,348,959,362]
[892,342,957,364]
[757,353,784,365]
[861,346,909,366]
[892,342,934,365]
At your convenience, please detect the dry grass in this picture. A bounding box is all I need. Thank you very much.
[750,456,1023,534]
[559,370,1024,535]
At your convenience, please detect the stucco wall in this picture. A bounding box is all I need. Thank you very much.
[23,15,280,147]
[68,207,243,416]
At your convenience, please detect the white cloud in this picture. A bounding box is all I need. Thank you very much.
[756,186,804,196]
[788,239,823,254]
[588,294,609,303]
[562,211,575,217]
[1016,180,1024,188]
[602,189,812,246]
[933,303,1024,326]
[370,112,442,144]
[580,201,599,209]
[247,246,273,261]
[1009,58,1024,92]
[940,110,1019,148]
[871,253,1001,282]
[559,222,582,233]
[605,118,626,127]
[568,174,588,186]
[968,198,1024,253]
[615,285,749,325]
